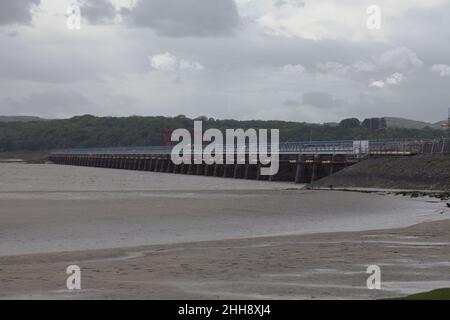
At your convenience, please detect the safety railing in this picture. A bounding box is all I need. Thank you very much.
[50,138,449,156]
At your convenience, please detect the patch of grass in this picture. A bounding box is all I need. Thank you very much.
[389,288,450,300]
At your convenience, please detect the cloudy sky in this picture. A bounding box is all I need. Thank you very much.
[0,0,449,122]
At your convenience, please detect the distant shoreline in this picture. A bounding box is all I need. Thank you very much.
[0,151,49,163]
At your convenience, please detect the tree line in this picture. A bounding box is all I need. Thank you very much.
[0,114,443,151]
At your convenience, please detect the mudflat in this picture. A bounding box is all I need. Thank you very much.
[1,220,449,300]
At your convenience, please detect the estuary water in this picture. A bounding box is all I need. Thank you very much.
[0,163,445,256]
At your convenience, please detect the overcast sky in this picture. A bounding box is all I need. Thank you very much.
[0,0,449,122]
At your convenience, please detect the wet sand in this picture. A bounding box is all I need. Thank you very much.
[0,163,449,299]
[1,220,449,300]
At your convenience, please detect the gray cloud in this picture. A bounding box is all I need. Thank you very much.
[0,0,40,26]
[4,91,91,118]
[283,99,301,107]
[7,30,19,37]
[78,0,117,25]
[1,0,449,123]
[374,46,423,70]
[274,0,305,8]
[302,92,336,109]
[121,0,240,37]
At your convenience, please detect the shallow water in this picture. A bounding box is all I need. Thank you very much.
[0,163,298,192]
[0,163,447,256]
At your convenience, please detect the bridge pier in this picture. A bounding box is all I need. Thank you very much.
[255,164,261,180]
[329,155,335,175]
[295,155,304,184]
[159,158,167,172]
[153,159,159,172]
[233,164,239,178]
[204,164,212,176]
[223,164,230,178]
[310,158,317,183]
[166,160,173,173]
[244,164,250,179]
[233,164,245,179]
[143,158,150,171]
[245,164,257,179]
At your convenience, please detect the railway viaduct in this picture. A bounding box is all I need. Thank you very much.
[48,139,449,184]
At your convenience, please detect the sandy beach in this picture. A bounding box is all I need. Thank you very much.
[0,163,449,299]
